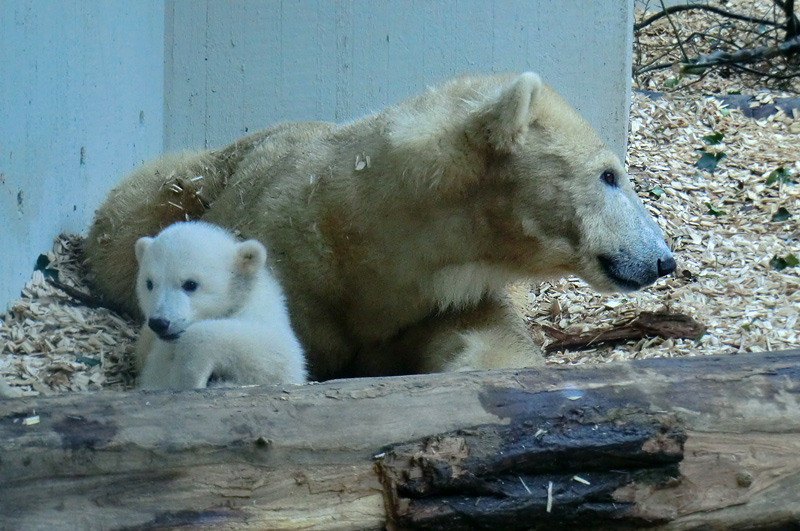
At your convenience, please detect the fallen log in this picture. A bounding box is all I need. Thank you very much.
[2,350,800,530]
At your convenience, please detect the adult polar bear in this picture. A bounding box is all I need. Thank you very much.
[86,72,675,380]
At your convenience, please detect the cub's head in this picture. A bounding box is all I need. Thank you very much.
[134,221,267,341]
[464,72,675,292]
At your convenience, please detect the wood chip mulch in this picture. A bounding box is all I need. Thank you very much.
[0,237,137,396]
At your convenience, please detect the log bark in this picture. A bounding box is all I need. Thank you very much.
[2,350,800,530]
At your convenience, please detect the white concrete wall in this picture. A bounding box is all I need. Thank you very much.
[0,0,165,308]
[165,0,633,158]
[0,0,633,310]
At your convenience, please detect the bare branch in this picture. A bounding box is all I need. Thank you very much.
[45,277,135,320]
[634,1,799,92]
[660,0,690,63]
[635,4,778,32]
[632,30,797,77]
[633,61,675,76]
[784,0,799,39]
[543,312,705,353]
[682,35,800,73]
[732,62,800,81]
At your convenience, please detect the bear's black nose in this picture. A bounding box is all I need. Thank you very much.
[148,317,171,335]
[657,256,677,277]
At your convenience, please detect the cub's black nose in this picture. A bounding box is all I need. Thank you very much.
[148,317,170,335]
[657,256,677,277]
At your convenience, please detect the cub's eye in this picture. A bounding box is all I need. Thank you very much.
[146,280,153,291]
[182,280,199,293]
[601,170,618,187]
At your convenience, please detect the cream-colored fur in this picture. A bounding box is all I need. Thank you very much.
[134,221,306,389]
[87,72,674,380]
[85,123,331,316]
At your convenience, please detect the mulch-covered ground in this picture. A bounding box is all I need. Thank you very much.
[1,1,798,396]
[519,0,800,363]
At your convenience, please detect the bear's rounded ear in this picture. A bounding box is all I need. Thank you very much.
[474,72,542,152]
[234,239,267,275]
[134,237,154,263]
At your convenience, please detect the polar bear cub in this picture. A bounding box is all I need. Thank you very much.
[134,221,306,389]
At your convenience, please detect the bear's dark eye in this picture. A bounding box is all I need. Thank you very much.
[182,280,198,293]
[601,170,618,187]
[146,279,153,291]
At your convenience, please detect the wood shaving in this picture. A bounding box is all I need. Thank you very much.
[0,236,138,396]
[1,1,797,394]
[22,415,40,426]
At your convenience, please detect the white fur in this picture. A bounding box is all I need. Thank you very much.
[134,221,306,389]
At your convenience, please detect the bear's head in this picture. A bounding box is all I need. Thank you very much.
[464,73,676,292]
[134,221,267,341]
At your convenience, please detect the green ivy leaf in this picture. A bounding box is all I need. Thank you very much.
[701,132,724,145]
[75,355,102,367]
[765,167,791,185]
[33,254,59,281]
[770,254,799,271]
[34,254,50,270]
[663,77,679,88]
[771,207,791,222]
[705,202,726,217]
[696,151,727,174]
[649,186,664,199]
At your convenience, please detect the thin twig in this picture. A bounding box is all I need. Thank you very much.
[660,0,690,64]
[684,35,800,71]
[634,61,677,76]
[45,278,134,320]
[732,62,800,80]
[635,4,777,32]
[777,0,799,39]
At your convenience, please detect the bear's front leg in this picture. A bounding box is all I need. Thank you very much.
[387,294,545,374]
[168,349,215,390]
[167,319,306,389]
[166,323,231,390]
[137,339,176,389]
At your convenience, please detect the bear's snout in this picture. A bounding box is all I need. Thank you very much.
[657,256,677,277]
[148,317,170,334]
[599,250,676,293]
[148,317,182,341]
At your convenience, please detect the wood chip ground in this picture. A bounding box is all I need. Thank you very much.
[1,2,798,395]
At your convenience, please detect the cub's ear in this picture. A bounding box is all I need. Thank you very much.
[234,239,267,276]
[471,72,542,152]
[134,237,154,263]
